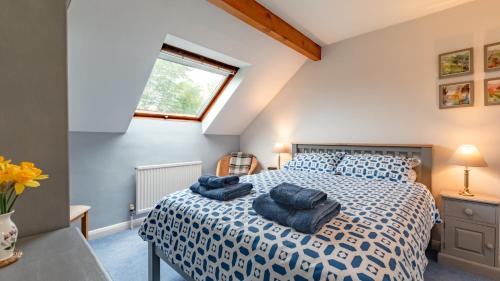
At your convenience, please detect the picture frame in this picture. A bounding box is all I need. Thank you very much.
[439,81,474,109]
[484,42,500,72]
[438,48,473,79]
[484,77,500,106]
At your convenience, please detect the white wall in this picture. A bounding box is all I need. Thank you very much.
[241,0,500,199]
[70,118,240,230]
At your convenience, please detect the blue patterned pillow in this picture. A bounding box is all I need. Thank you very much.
[284,152,346,173]
[335,154,411,183]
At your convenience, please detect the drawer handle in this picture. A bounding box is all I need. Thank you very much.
[463,208,473,216]
[485,243,494,250]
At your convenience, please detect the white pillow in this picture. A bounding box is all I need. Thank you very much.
[284,152,345,173]
[408,169,418,183]
[335,154,412,183]
[408,157,421,169]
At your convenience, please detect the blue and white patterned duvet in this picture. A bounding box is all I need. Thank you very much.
[139,170,440,281]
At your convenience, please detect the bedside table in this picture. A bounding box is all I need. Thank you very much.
[439,190,500,280]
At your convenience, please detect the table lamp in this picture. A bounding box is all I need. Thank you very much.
[449,144,487,196]
[272,142,287,169]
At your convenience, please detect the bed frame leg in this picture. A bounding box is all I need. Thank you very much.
[148,242,160,281]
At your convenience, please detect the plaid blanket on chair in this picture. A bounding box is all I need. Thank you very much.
[229,152,253,176]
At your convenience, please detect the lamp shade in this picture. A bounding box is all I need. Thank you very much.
[449,144,487,167]
[272,142,288,153]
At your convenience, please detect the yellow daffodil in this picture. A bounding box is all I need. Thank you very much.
[0,156,48,213]
[0,172,11,184]
[8,163,49,195]
[0,156,12,184]
[0,156,10,170]
[20,162,35,169]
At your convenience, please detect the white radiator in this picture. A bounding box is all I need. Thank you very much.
[135,161,202,214]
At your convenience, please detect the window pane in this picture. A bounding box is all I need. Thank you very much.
[137,58,227,117]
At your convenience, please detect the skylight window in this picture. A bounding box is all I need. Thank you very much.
[135,44,238,121]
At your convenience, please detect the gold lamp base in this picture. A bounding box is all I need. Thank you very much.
[459,188,474,197]
[459,168,474,196]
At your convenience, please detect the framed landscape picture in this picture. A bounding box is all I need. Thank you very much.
[439,81,474,109]
[484,77,500,106]
[484,42,500,72]
[439,48,473,79]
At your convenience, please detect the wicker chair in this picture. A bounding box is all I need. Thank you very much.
[216,154,258,176]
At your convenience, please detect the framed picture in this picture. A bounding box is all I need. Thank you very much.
[439,81,474,109]
[484,42,500,72]
[439,48,473,79]
[484,77,500,106]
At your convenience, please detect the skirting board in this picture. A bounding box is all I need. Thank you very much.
[88,217,145,240]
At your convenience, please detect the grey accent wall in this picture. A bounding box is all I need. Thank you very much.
[70,118,239,230]
[241,0,500,200]
[0,0,69,237]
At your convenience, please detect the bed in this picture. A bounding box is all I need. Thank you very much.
[140,143,440,281]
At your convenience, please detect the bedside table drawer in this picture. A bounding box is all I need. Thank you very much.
[444,219,496,266]
[444,198,497,225]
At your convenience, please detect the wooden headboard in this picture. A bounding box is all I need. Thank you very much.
[292,143,433,191]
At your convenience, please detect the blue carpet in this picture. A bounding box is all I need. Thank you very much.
[90,229,493,281]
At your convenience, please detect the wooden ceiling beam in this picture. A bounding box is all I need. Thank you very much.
[207,0,321,61]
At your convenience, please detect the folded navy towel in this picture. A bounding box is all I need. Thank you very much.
[190,182,202,193]
[198,175,239,189]
[198,175,216,185]
[191,182,253,201]
[270,183,327,209]
[253,194,341,234]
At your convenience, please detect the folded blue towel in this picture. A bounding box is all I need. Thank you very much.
[198,175,216,185]
[252,194,341,234]
[190,182,253,201]
[270,183,327,209]
[198,175,239,189]
[190,182,202,193]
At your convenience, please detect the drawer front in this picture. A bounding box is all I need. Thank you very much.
[443,219,496,266]
[444,198,497,225]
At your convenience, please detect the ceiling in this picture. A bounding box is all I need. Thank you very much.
[68,0,305,133]
[258,0,476,45]
[68,0,477,134]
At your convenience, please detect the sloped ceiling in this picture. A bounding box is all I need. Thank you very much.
[68,0,306,134]
[69,0,476,134]
[258,0,476,45]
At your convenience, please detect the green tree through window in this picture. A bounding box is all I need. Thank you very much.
[137,53,231,118]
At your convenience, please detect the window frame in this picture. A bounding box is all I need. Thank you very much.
[134,44,239,122]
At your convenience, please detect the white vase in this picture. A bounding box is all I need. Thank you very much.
[0,211,18,261]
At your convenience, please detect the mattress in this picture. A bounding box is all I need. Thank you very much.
[139,170,440,281]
